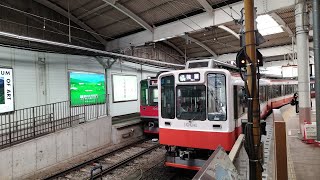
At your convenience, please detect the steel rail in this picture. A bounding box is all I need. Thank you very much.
[44,138,147,180]
[91,143,161,179]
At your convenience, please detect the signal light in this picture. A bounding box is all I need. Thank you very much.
[236,50,247,68]
[236,48,264,68]
[256,49,263,66]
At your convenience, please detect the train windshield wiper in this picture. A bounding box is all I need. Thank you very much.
[189,113,198,122]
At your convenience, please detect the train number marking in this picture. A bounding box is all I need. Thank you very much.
[184,122,197,127]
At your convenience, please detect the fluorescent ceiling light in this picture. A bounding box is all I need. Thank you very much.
[257,14,284,36]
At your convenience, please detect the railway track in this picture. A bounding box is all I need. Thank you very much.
[44,139,161,180]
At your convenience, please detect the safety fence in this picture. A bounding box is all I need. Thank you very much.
[0,96,108,149]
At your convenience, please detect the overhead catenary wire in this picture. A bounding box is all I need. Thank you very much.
[1,0,245,54]
[152,0,242,56]
[223,0,241,17]
[166,0,204,30]
[0,30,185,68]
[0,18,102,46]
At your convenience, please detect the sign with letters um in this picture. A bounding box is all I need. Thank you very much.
[0,68,14,113]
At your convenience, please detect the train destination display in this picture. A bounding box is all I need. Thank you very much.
[0,68,14,113]
[69,71,106,106]
[112,75,138,102]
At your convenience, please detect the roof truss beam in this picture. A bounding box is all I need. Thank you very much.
[78,4,109,19]
[34,0,107,45]
[163,40,185,57]
[101,0,153,32]
[217,25,240,39]
[106,0,296,51]
[197,0,239,40]
[182,35,217,58]
[216,42,313,62]
[197,0,214,15]
[270,12,294,36]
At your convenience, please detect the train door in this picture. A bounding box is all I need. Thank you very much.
[233,85,246,136]
[140,80,149,106]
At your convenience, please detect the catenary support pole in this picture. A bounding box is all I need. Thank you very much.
[295,0,311,136]
[244,0,262,179]
[313,0,320,143]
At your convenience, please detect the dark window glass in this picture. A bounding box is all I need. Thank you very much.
[161,76,175,119]
[207,74,227,121]
[234,86,246,119]
[140,80,148,106]
[176,85,206,120]
[188,62,208,68]
[259,86,265,102]
[149,87,158,106]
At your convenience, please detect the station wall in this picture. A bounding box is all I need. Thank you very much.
[0,46,164,116]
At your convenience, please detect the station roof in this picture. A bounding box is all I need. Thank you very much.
[0,0,314,63]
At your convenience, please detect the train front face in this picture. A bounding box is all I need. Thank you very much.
[158,69,235,170]
[140,78,159,134]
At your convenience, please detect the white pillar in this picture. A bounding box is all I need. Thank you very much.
[295,0,311,134]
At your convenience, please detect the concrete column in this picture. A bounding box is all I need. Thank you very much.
[312,0,320,143]
[295,0,311,134]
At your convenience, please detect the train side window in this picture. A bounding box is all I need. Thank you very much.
[259,86,265,102]
[140,80,148,106]
[161,76,175,119]
[274,85,281,98]
[278,85,282,97]
[207,73,227,121]
[265,86,269,101]
[150,87,158,106]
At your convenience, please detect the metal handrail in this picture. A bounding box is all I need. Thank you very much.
[0,95,108,149]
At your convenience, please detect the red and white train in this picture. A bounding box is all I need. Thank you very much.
[158,59,301,170]
[140,76,160,134]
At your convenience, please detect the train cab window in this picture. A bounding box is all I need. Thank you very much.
[161,76,175,119]
[150,87,158,106]
[207,74,227,121]
[176,85,206,120]
[140,80,148,106]
[311,83,315,91]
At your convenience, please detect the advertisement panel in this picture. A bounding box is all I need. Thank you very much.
[0,68,14,113]
[112,75,138,102]
[69,71,106,106]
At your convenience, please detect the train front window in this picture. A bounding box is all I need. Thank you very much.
[176,85,206,121]
[140,80,148,106]
[207,74,227,121]
[149,87,158,106]
[161,76,175,119]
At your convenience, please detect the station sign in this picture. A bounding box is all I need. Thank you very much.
[149,80,157,86]
[179,73,200,82]
[0,68,14,113]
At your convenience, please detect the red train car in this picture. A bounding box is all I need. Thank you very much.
[140,77,159,134]
[157,59,314,170]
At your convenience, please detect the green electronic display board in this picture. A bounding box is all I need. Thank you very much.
[69,71,106,106]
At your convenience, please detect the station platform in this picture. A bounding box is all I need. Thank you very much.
[282,99,320,180]
[112,113,141,125]
[193,101,319,180]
